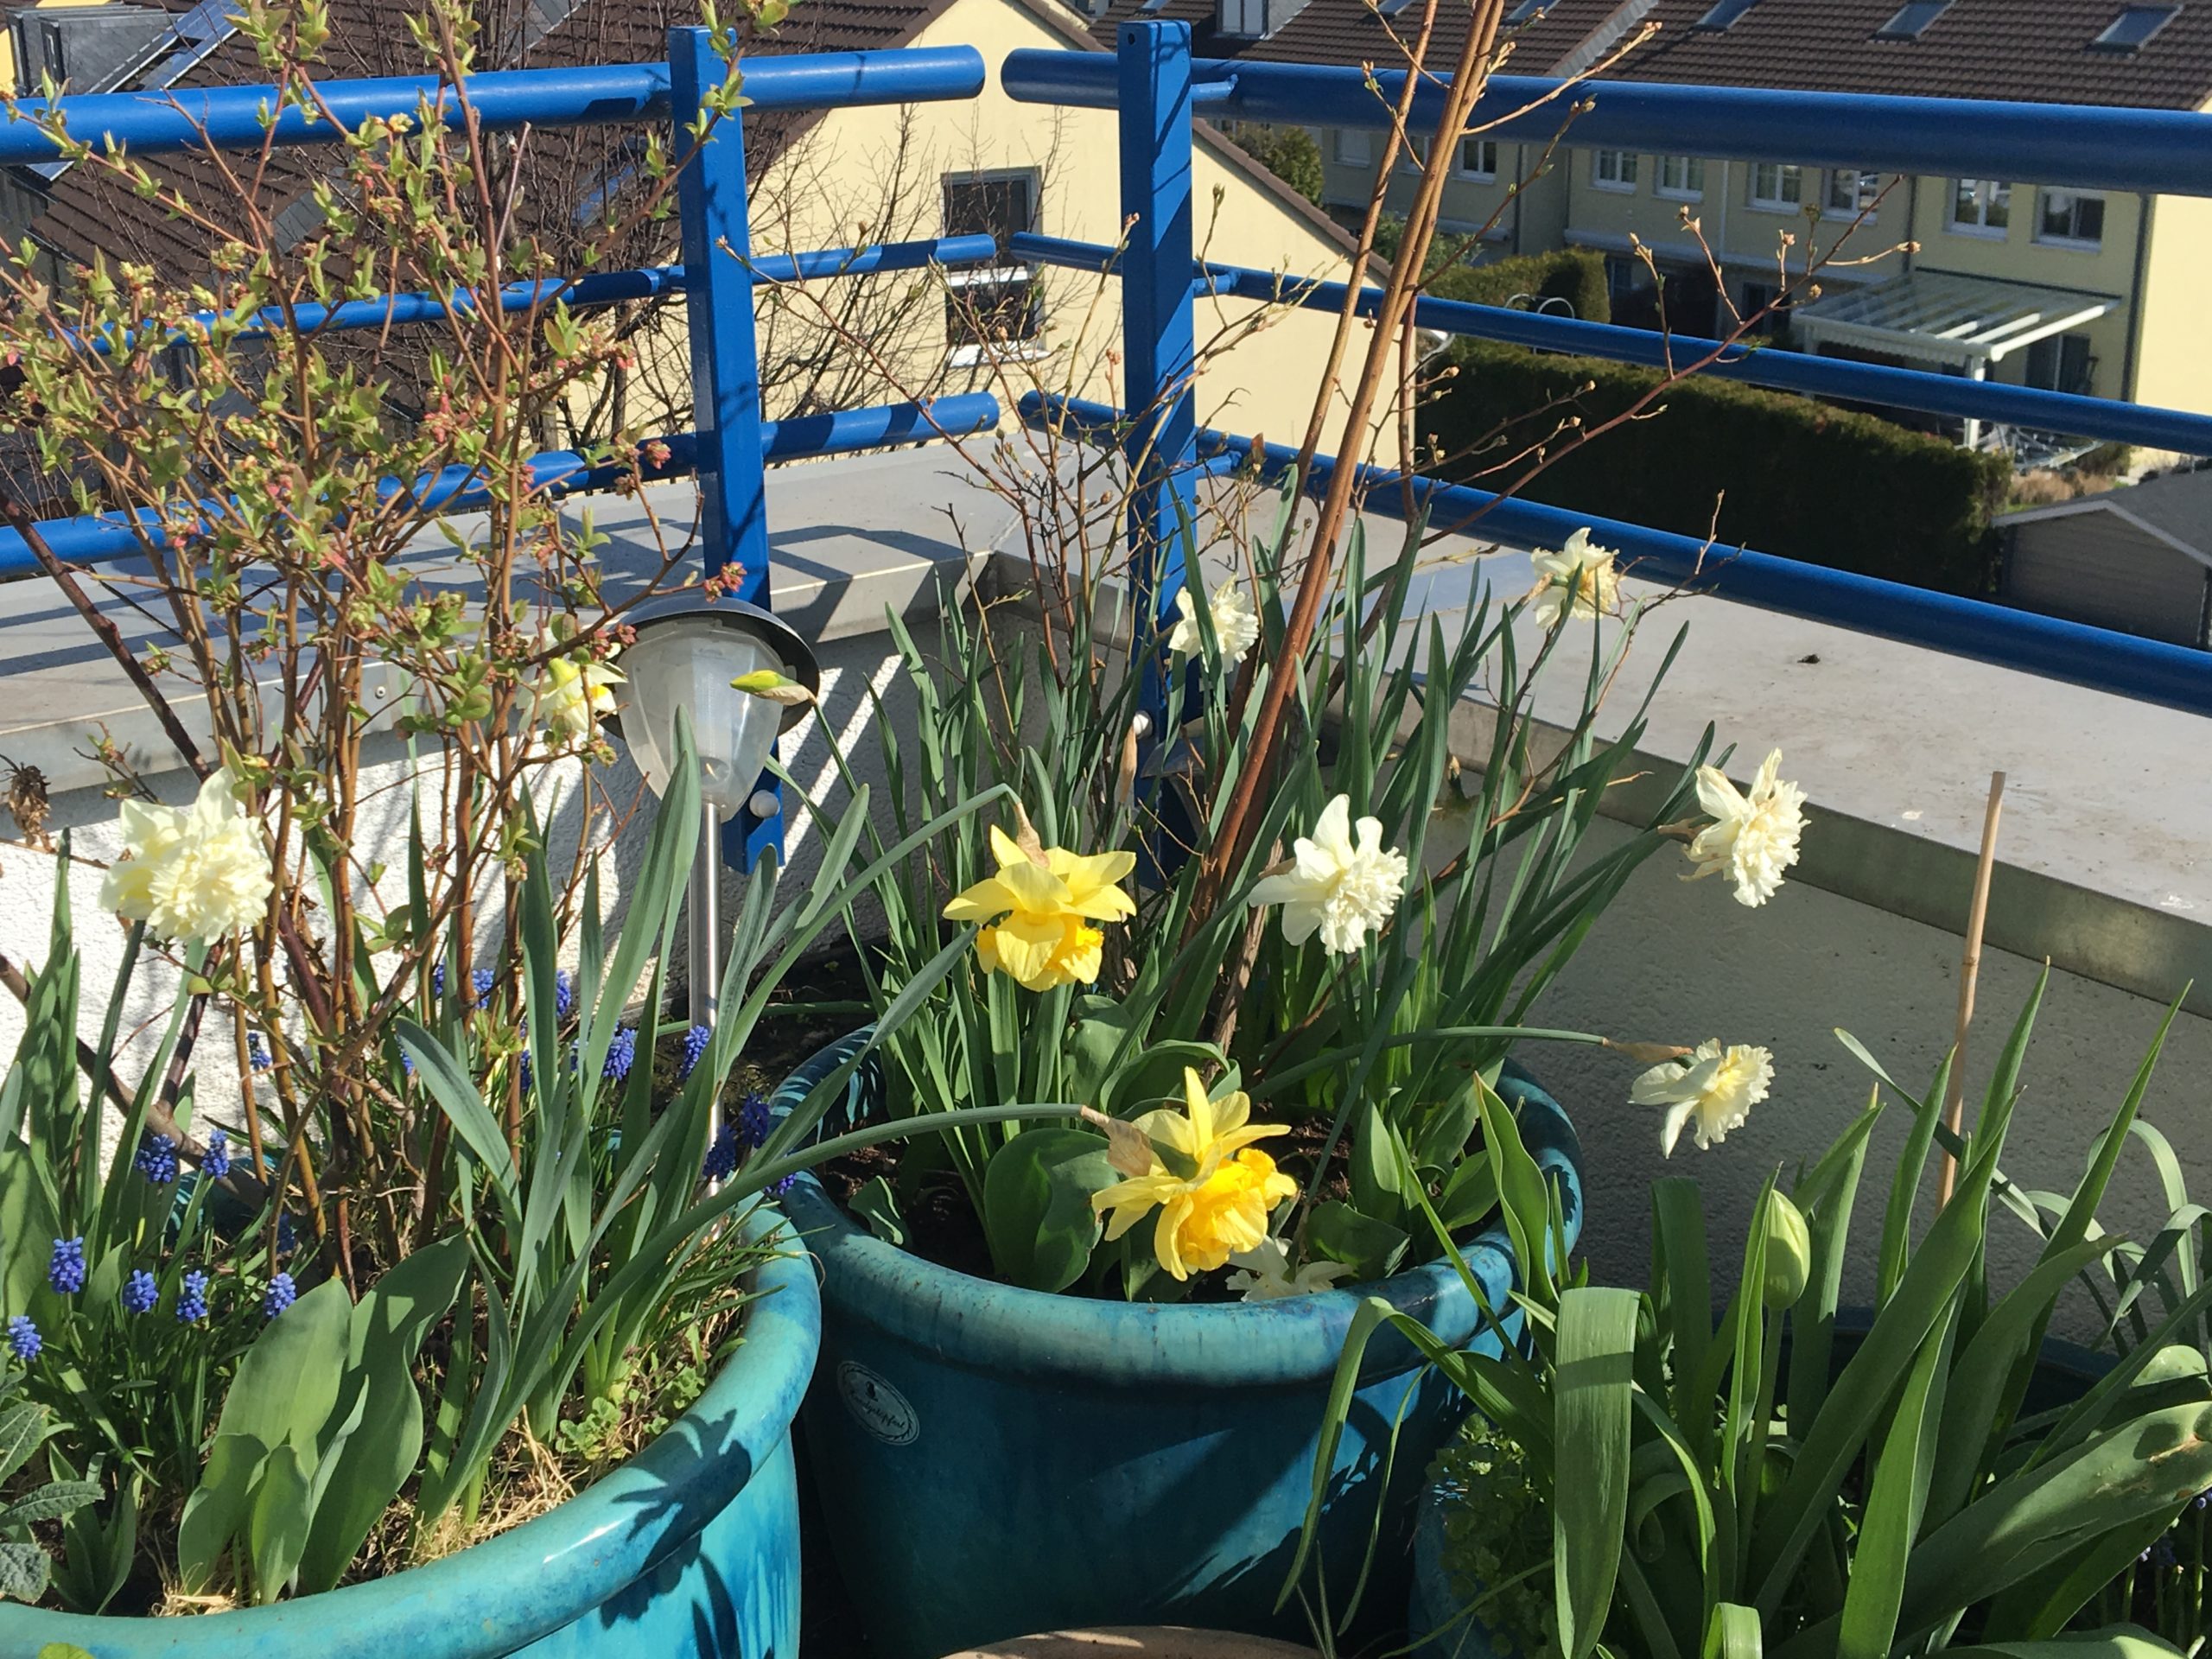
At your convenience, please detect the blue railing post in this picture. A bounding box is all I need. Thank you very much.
[671,24,782,868]
[1117,21,1198,740]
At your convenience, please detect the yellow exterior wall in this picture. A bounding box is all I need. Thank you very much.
[1560,152,1909,291]
[2127,189,2212,416]
[1317,131,1569,258]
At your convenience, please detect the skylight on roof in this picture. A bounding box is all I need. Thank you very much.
[1378,0,1419,16]
[2091,3,2180,48]
[1874,0,1952,38]
[1503,0,1549,22]
[1691,0,1762,32]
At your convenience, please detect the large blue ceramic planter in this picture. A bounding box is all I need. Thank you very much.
[0,1231,819,1659]
[776,1033,1584,1659]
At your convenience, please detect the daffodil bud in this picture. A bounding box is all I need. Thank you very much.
[1763,1192,1813,1310]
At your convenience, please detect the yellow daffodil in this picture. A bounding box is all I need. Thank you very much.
[1093,1067,1297,1280]
[537,637,624,746]
[943,823,1136,993]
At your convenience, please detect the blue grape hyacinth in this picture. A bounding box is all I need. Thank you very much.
[121,1269,158,1315]
[135,1133,179,1185]
[555,969,575,1020]
[276,1212,297,1257]
[471,967,496,1008]
[603,1026,637,1082]
[245,1032,272,1072]
[7,1315,39,1360]
[679,1024,711,1081]
[175,1270,210,1324]
[431,961,447,1000]
[737,1091,772,1149]
[263,1273,296,1319]
[202,1128,231,1181]
[702,1123,740,1184]
[47,1236,86,1295]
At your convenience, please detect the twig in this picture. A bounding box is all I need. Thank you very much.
[1937,770,2005,1206]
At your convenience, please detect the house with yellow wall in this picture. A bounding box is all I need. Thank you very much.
[1097,0,2212,455]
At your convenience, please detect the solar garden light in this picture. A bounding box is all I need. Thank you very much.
[609,593,820,1033]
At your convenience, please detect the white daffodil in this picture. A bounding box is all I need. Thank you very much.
[1526,528,1621,629]
[537,637,624,746]
[1685,747,1807,907]
[1247,794,1408,956]
[99,766,273,944]
[1630,1039,1775,1156]
[1167,579,1262,662]
[1227,1236,1357,1301]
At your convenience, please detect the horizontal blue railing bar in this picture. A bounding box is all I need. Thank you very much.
[1022,389,2212,717]
[1001,52,2212,197]
[1011,232,2212,455]
[86,237,1000,353]
[0,47,985,164]
[0,393,1001,576]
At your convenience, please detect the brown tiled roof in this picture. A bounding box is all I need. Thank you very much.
[1610,0,2212,111]
[1088,0,2212,111]
[1086,0,1632,77]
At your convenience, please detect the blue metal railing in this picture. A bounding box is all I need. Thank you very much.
[12,19,2212,895]
[1002,28,2212,721]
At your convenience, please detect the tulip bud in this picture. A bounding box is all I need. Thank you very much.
[1763,1192,1813,1310]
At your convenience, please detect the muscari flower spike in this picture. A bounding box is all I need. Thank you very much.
[737,1091,772,1149]
[245,1033,271,1072]
[471,968,497,1008]
[603,1026,636,1083]
[47,1236,86,1295]
[702,1123,741,1184]
[679,1024,712,1081]
[135,1133,179,1185]
[431,961,446,1000]
[121,1269,158,1315]
[6,1315,39,1360]
[175,1270,210,1324]
[202,1128,231,1181]
[555,969,575,1020]
[263,1272,296,1319]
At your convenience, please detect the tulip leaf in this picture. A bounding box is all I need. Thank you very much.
[982,1128,1112,1294]
[1554,1286,1641,1659]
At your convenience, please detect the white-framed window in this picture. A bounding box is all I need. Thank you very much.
[943,169,1045,365]
[2037,188,2107,248]
[1398,134,1431,173]
[1334,127,1373,167]
[1656,156,1706,200]
[1949,177,2012,234]
[1592,149,1638,191]
[1827,169,1881,213]
[1456,137,1499,181]
[1749,162,1804,210]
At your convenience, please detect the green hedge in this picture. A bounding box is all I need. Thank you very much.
[1426,249,1610,324]
[1422,341,2011,594]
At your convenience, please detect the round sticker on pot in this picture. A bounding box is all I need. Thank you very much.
[836,1360,918,1446]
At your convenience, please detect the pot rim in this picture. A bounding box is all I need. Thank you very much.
[0,1211,820,1657]
[775,1028,1585,1389]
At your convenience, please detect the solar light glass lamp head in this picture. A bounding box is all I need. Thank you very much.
[611,597,819,817]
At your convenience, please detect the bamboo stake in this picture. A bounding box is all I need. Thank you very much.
[1938,771,2006,1206]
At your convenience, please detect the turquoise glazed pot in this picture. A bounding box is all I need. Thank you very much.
[777,1032,1585,1659]
[0,1231,819,1659]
